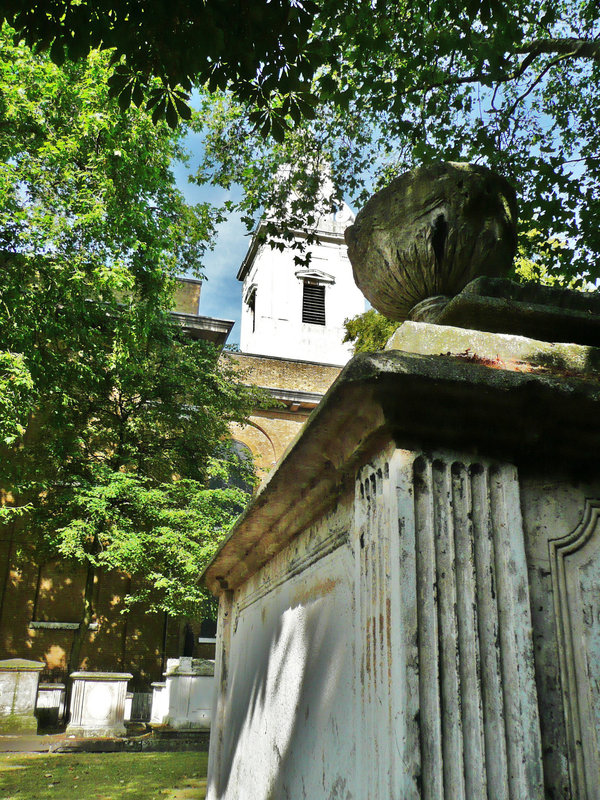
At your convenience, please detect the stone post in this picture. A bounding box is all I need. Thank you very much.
[0,658,44,733]
[124,691,133,722]
[66,671,132,737]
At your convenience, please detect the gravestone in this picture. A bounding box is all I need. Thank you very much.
[66,671,132,737]
[0,658,44,733]
[203,164,600,799]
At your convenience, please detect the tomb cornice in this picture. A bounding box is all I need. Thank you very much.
[203,337,600,596]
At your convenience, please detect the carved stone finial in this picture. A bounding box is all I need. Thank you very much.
[344,162,518,322]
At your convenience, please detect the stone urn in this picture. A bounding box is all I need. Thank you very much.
[344,162,518,321]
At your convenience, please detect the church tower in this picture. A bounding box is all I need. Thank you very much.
[237,202,365,365]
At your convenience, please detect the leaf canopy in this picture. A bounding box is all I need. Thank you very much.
[194,0,600,284]
[1,0,321,131]
[0,33,260,618]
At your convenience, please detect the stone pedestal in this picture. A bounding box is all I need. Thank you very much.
[161,657,215,731]
[36,683,66,729]
[202,282,600,800]
[0,659,44,733]
[66,672,132,737]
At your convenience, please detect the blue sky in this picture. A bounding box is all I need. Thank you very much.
[173,137,249,346]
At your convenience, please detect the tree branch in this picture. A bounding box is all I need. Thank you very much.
[516,38,600,62]
[504,50,578,119]
[403,37,597,103]
[404,70,502,98]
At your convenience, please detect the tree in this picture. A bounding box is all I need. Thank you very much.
[195,0,600,285]
[0,31,260,671]
[23,315,258,672]
[343,309,398,354]
[6,3,599,279]
[1,0,322,133]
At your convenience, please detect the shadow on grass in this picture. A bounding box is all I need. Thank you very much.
[0,751,207,800]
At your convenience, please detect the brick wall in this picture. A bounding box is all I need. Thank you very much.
[228,352,341,394]
[0,539,185,688]
[228,352,342,478]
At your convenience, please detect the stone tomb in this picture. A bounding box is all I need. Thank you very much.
[203,286,600,798]
[158,657,215,731]
[66,671,132,737]
[0,658,44,733]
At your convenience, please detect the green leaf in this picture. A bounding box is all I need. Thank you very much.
[50,38,65,65]
[174,94,192,121]
[151,98,168,123]
[117,82,133,111]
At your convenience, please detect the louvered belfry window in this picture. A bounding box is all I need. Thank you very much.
[302,281,326,325]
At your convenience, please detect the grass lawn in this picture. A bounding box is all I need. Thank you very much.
[0,751,207,800]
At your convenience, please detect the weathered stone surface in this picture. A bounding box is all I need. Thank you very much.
[204,312,600,800]
[344,162,517,321]
[207,494,356,800]
[205,448,546,800]
[0,659,44,734]
[387,319,600,376]
[165,656,214,678]
[203,341,600,596]
[520,475,600,800]
[35,683,66,729]
[462,275,600,313]
[435,278,600,347]
[355,450,543,799]
[438,276,600,346]
[150,681,167,724]
[66,672,132,738]
[548,499,600,798]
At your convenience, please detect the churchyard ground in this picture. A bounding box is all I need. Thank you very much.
[0,751,207,799]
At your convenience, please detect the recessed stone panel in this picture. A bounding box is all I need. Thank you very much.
[550,500,600,800]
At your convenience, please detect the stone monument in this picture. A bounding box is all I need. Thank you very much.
[156,657,215,731]
[66,671,132,737]
[203,163,600,799]
[0,658,44,733]
[345,161,518,321]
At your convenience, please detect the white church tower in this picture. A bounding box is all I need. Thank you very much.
[237,202,365,365]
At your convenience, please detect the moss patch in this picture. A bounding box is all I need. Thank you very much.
[0,751,207,800]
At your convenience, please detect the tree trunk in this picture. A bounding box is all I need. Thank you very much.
[64,562,96,723]
[67,561,96,676]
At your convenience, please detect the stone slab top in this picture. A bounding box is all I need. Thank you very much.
[69,672,133,681]
[164,658,215,677]
[387,321,600,377]
[0,659,44,672]
[38,683,65,689]
[203,330,600,596]
[437,277,600,346]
